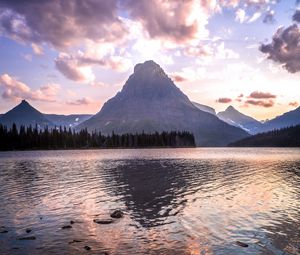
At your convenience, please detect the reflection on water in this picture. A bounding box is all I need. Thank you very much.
[0,148,299,255]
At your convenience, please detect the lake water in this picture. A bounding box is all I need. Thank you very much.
[0,148,299,255]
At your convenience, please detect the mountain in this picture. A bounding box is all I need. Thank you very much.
[259,107,300,132]
[0,100,53,128]
[217,106,262,134]
[229,125,300,147]
[78,60,249,146]
[45,114,92,128]
[192,102,216,115]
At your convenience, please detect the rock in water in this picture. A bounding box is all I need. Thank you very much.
[236,241,249,247]
[18,236,36,240]
[61,225,72,229]
[110,210,124,219]
[84,246,91,250]
[93,219,113,224]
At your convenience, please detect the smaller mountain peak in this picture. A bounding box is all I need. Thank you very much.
[226,105,236,111]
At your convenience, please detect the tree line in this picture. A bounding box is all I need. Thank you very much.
[229,125,300,147]
[0,123,196,150]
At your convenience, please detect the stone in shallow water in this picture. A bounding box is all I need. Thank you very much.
[93,219,114,224]
[236,241,249,247]
[26,228,31,233]
[70,220,75,224]
[110,210,124,219]
[68,239,83,244]
[18,236,36,240]
[84,245,91,250]
[0,229,8,233]
[61,225,72,229]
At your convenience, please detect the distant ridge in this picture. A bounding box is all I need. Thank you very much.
[259,107,300,133]
[78,60,249,146]
[45,114,92,127]
[192,102,216,115]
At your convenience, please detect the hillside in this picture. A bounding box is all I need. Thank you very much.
[229,125,300,147]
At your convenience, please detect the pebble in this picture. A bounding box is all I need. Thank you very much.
[236,241,249,247]
[110,210,124,219]
[93,219,114,224]
[61,225,72,229]
[84,245,91,251]
[18,236,36,240]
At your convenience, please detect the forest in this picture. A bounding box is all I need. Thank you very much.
[0,123,196,150]
[229,125,300,147]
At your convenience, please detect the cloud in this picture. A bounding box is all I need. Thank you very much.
[235,9,247,23]
[247,12,262,23]
[248,91,276,99]
[0,0,127,49]
[289,101,299,107]
[55,53,95,83]
[31,43,44,55]
[216,97,232,103]
[244,99,275,108]
[67,97,94,105]
[263,10,275,24]
[122,0,212,44]
[293,10,300,23]
[55,49,131,82]
[183,42,239,60]
[0,74,59,102]
[260,24,300,73]
[171,74,188,83]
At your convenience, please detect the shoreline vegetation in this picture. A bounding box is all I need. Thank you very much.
[229,125,300,147]
[0,123,195,151]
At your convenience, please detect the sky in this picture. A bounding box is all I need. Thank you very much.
[0,0,299,121]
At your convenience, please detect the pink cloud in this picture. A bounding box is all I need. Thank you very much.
[289,101,299,107]
[171,74,188,83]
[216,97,232,103]
[244,99,275,108]
[67,97,94,106]
[0,74,59,102]
[248,91,276,99]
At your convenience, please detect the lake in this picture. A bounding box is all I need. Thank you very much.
[0,148,299,255]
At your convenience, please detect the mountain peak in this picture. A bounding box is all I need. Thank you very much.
[20,99,30,106]
[132,60,167,80]
[120,60,185,100]
[0,99,53,128]
[226,105,236,111]
[134,60,161,73]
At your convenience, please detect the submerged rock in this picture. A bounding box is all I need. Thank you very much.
[110,210,124,219]
[0,226,8,233]
[18,236,36,240]
[26,229,31,233]
[93,219,113,224]
[236,241,249,247]
[70,220,75,225]
[61,225,72,229]
[84,245,91,250]
[68,239,83,244]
